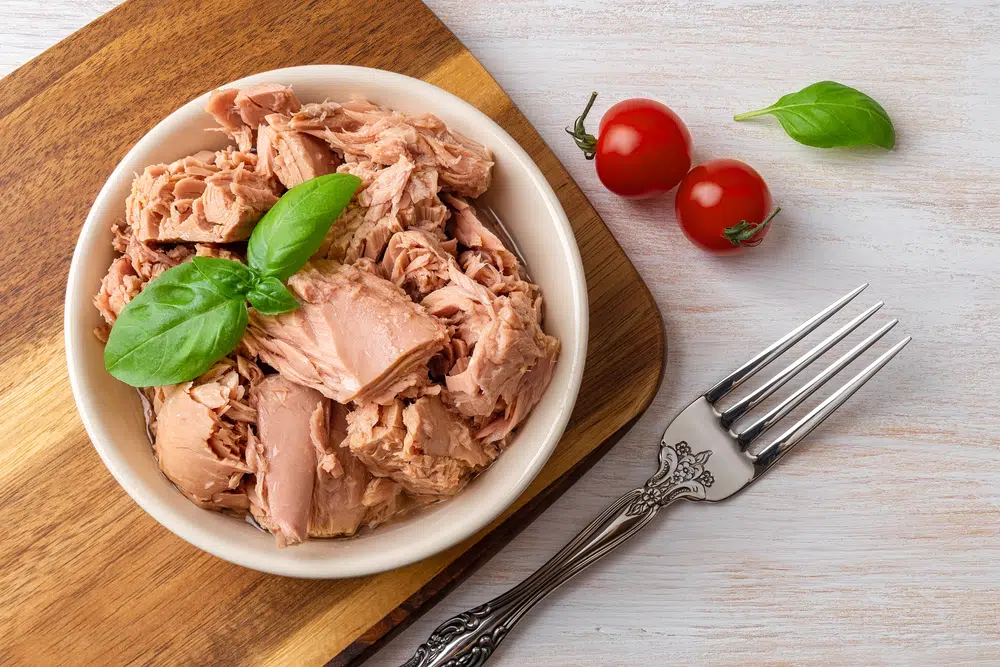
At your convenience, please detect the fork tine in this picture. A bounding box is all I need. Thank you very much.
[720,301,884,428]
[752,336,911,469]
[703,284,868,404]
[737,319,899,447]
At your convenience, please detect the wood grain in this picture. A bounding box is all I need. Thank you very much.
[5,1,1000,666]
[0,1,663,666]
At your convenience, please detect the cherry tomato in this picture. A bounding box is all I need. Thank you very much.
[567,92,692,198]
[674,158,779,253]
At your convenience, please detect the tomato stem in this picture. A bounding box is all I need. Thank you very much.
[565,91,599,159]
[722,207,781,247]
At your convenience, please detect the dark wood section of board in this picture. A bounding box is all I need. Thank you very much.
[0,1,665,665]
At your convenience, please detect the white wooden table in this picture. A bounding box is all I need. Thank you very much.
[6,1,999,664]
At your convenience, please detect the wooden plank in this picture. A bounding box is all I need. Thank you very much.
[0,1,663,665]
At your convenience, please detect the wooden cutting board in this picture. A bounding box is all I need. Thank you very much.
[0,1,664,665]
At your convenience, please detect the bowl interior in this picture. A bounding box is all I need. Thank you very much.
[65,65,587,578]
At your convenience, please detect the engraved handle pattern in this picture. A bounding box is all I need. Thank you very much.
[401,440,714,667]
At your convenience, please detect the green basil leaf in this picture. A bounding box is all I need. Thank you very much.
[247,276,299,315]
[734,81,895,149]
[104,262,249,387]
[247,173,362,280]
[191,256,255,300]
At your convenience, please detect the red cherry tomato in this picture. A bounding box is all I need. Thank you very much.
[567,92,692,199]
[674,158,779,253]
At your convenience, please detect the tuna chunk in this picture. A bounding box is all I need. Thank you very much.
[443,195,538,301]
[127,149,280,244]
[423,263,496,348]
[446,195,520,278]
[345,397,483,496]
[235,84,302,128]
[361,477,410,526]
[320,158,408,263]
[410,115,493,197]
[291,99,494,197]
[257,114,340,189]
[346,216,403,263]
[291,106,411,164]
[444,290,560,442]
[94,257,142,325]
[244,261,448,404]
[364,155,414,219]
[313,403,428,535]
[307,402,370,538]
[423,262,553,424]
[314,203,366,262]
[247,382,388,544]
[476,334,560,443]
[458,249,541,307]
[205,89,253,152]
[322,158,450,264]
[400,167,451,239]
[287,101,361,135]
[343,155,414,262]
[381,230,454,300]
[336,159,383,190]
[196,165,280,239]
[149,358,259,510]
[421,264,497,378]
[403,394,496,468]
[113,222,193,280]
[246,375,328,547]
[206,89,243,132]
[206,84,302,151]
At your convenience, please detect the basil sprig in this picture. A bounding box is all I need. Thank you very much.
[103,262,250,388]
[191,256,255,299]
[734,81,895,149]
[248,174,359,280]
[246,276,300,315]
[104,173,361,387]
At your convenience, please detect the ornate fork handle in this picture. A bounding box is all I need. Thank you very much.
[402,440,714,667]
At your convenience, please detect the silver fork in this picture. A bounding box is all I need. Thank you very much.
[403,284,909,667]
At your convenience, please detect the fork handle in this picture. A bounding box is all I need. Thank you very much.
[401,485,681,667]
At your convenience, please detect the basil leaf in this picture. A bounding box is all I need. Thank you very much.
[734,81,895,149]
[192,256,255,300]
[104,262,249,387]
[247,173,361,280]
[247,276,299,315]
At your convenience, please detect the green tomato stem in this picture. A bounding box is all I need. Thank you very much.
[565,91,599,159]
[722,207,781,247]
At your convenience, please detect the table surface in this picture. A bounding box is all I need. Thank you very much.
[5,1,998,665]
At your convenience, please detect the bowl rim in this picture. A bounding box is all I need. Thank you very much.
[64,64,588,578]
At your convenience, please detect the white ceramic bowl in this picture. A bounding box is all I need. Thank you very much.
[65,65,588,578]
